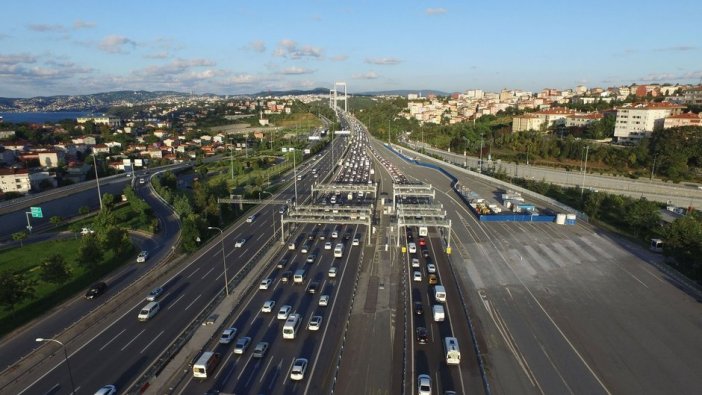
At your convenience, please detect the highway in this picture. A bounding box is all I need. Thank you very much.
[374,136,702,394]
[0,139,346,394]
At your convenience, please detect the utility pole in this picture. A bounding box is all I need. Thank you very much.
[479,135,484,173]
[93,154,103,210]
[292,151,298,205]
[581,145,590,198]
[229,147,234,180]
[650,154,658,183]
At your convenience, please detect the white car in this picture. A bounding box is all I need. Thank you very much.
[219,327,237,344]
[235,238,246,248]
[259,278,272,290]
[308,315,323,331]
[261,300,275,313]
[234,336,251,354]
[290,358,308,381]
[94,385,117,395]
[277,305,292,320]
[411,258,420,268]
[328,266,337,278]
[137,251,149,263]
[319,294,330,306]
[246,215,256,223]
[427,263,436,274]
[417,374,432,395]
[413,271,422,282]
[324,241,332,250]
[352,237,360,246]
[145,287,163,302]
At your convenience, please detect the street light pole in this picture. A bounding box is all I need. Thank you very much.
[292,151,298,206]
[207,226,229,296]
[93,154,103,210]
[581,145,590,198]
[36,338,76,394]
[229,147,234,180]
[479,135,484,173]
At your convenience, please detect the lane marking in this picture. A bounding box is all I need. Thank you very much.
[167,294,185,310]
[120,329,145,351]
[140,330,164,354]
[183,294,201,311]
[98,329,125,351]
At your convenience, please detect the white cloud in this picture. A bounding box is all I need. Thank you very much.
[639,70,702,82]
[73,20,95,29]
[245,40,267,53]
[99,35,137,54]
[280,66,315,75]
[0,54,37,65]
[27,23,66,32]
[365,57,401,65]
[330,55,348,62]
[145,51,170,59]
[353,71,380,80]
[425,8,447,16]
[274,39,323,59]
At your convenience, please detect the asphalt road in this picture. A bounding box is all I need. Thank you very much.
[379,138,702,394]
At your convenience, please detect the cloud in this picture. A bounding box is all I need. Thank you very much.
[27,24,66,32]
[425,8,447,16]
[330,55,348,62]
[137,58,216,77]
[654,46,697,52]
[0,55,92,83]
[73,20,95,29]
[145,51,170,59]
[639,70,702,82]
[99,35,137,53]
[280,66,315,75]
[245,40,267,53]
[0,54,37,65]
[365,57,401,65]
[353,71,380,80]
[273,39,323,59]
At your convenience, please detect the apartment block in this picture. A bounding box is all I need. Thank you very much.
[0,168,31,194]
[614,102,685,143]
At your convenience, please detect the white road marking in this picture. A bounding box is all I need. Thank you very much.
[120,329,145,351]
[98,328,125,351]
[200,266,215,279]
[183,294,201,311]
[167,293,185,310]
[140,330,164,353]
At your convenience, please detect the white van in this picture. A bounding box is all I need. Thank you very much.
[433,305,445,322]
[192,351,221,379]
[293,269,306,284]
[434,285,446,303]
[138,301,160,321]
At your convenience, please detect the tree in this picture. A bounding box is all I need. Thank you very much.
[661,215,702,281]
[102,226,131,256]
[102,192,116,211]
[0,271,36,313]
[79,205,90,215]
[76,235,103,270]
[39,255,72,285]
[624,198,660,238]
[49,215,63,228]
[12,231,28,247]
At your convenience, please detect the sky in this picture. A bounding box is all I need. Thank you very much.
[1,0,701,98]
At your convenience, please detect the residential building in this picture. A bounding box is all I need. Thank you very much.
[512,108,577,132]
[682,87,702,105]
[565,113,604,128]
[614,102,686,143]
[77,115,121,128]
[92,144,110,154]
[663,112,702,129]
[37,150,64,167]
[0,130,16,139]
[512,114,544,132]
[0,168,31,194]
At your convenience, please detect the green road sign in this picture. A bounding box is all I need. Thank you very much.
[30,206,43,218]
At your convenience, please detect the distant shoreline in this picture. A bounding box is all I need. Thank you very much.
[0,111,91,124]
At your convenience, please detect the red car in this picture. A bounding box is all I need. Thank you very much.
[419,238,426,247]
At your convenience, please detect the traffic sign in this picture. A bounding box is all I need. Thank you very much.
[30,206,43,218]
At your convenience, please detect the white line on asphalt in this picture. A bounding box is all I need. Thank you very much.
[256,232,265,241]
[140,330,164,354]
[200,266,215,279]
[260,357,275,383]
[184,294,201,311]
[167,294,185,310]
[120,329,145,351]
[99,329,125,351]
[186,266,200,278]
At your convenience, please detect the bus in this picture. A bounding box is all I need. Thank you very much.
[192,351,221,378]
[444,337,461,365]
[419,226,428,236]
[334,243,344,258]
[282,313,301,339]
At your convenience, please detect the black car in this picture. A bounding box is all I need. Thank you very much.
[343,232,351,240]
[277,257,289,269]
[416,326,429,344]
[307,281,319,294]
[281,271,292,283]
[414,301,423,315]
[85,282,107,299]
[421,248,430,259]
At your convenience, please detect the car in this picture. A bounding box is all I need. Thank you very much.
[319,294,330,306]
[234,336,251,354]
[137,250,149,263]
[419,238,427,247]
[234,238,246,248]
[301,244,311,254]
[418,373,432,395]
[146,287,163,302]
[290,358,308,381]
[246,215,256,223]
[80,227,95,236]
[94,385,117,395]
[344,232,351,240]
[428,274,438,285]
[139,178,145,184]
[427,263,436,274]
[203,313,218,325]
[277,257,289,269]
[85,282,107,299]
[262,300,275,313]
[278,205,287,214]
[328,266,337,278]
[324,241,332,250]
[259,278,272,290]
[411,258,420,268]
[219,327,237,344]
[308,315,323,331]
[352,236,360,246]
[414,301,424,315]
[413,271,422,282]
[252,341,269,358]
[277,305,292,320]
[306,253,317,264]
[421,248,430,259]
[416,326,429,344]
[307,281,319,294]
[281,270,292,283]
